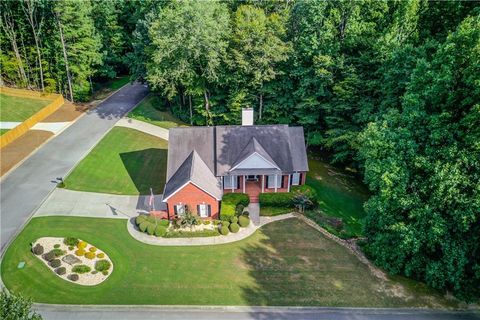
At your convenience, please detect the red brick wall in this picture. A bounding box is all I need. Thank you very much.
[165,182,220,219]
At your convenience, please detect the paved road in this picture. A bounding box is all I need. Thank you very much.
[0,83,149,253]
[35,305,480,320]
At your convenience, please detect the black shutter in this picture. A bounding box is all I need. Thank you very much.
[265,175,269,188]
[281,175,285,188]
[237,176,240,189]
[208,205,211,217]
[299,173,303,185]
[197,205,200,215]
[174,205,178,215]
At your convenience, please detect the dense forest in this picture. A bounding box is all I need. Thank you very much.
[1,0,479,301]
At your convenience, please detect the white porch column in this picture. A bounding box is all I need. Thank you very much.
[243,175,245,193]
[261,175,264,193]
[287,174,291,192]
[274,174,278,193]
[231,175,234,193]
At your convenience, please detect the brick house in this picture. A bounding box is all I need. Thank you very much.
[162,108,309,220]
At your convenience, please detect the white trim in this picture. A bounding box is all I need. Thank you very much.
[261,175,264,193]
[274,174,278,192]
[162,180,221,202]
[229,152,280,171]
[243,175,245,193]
[287,174,291,192]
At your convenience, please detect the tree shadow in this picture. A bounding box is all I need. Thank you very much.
[119,148,167,195]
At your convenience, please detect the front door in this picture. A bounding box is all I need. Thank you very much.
[246,175,259,181]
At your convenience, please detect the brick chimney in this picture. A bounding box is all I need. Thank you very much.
[242,107,254,126]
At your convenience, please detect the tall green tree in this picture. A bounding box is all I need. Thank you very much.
[147,0,231,124]
[229,5,290,120]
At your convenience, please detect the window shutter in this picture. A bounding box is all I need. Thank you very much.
[237,176,240,189]
[281,175,285,188]
[174,205,178,214]
[299,173,303,185]
[197,205,200,215]
[265,175,269,187]
[207,205,211,217]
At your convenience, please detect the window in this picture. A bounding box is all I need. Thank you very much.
[223,176,238,189]
[174,204,186,216]
[267,175,281,188]
[197,204,211,217]
[291,173,300,186]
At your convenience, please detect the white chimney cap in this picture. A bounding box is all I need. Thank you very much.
[242,108,254,126]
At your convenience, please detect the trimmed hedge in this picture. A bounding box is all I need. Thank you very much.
[154,225,167,237]
[220,193,250,220]
[139,221,149,232]
[239,215,250,227]
[159,219,170,227]
[259,185,318,208]
[229,223,240,233]
[220,226,229,236]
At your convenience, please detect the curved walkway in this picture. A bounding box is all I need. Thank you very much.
[115,118,169,140]
[127,213,295,246]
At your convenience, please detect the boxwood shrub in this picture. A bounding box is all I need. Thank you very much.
[220,225,229,236]
[139,221,149,232]
[159,219,170,227]
[154,225,167,237]
[32,244,44,255]
[229,223,240,233]
[259,185,318,208]
[146,223,156,235]
[239,216,250,227]
[43,251,55,262]
[136,215,146,225]
[220,193,250,221]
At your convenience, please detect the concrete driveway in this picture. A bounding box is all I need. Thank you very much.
[0,83,149,253]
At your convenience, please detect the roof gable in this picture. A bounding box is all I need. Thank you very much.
[230,137,279,171]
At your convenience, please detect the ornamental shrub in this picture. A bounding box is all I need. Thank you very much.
[77,241,87,249]
[236,204,245,215]
[54,244,61,249]
[72,265,91,274]
[154,225,167,237]
[259,192,294,207]
[102,271,109,276]
[50,259,61,268]
[220,225,229,236]
[229,223,240,233]
[242,211,250,217]
[91,270,98,274]
[56,267,66,275]
[95,259,111,272]
[221,221,230,228]
[159,219,170,227]
[96,253,105,258]
[64,237,79,246]
[69,274,79,281]
[203,220,211,225]
[84,252,96,260]
[291,185,318,205]
[135,215,147,225]
[221,193,250,221]
[75,249,86,256]
[32,244,44,255]
[230,216,238,224]
[139,221,150,233]
[146,223,156,235]
[52,248,65,257]
[89,247,97,252]
[68,246,74,251]
[145,214,159,224]
[43,251,55,262]
[239,216,250,227]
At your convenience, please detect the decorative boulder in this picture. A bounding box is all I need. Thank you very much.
[62,254,81,266]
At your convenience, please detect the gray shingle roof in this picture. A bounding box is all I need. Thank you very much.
[163,150,222,200]
[163,124,308,200]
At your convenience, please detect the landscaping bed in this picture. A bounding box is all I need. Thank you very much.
[31,237,112,286]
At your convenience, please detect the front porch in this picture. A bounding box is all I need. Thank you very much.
[223,174,291,203]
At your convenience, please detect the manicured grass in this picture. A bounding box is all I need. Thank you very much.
[0,93,51,122]
[92,76,130,100]
[128,94,188,129]
[0,129,9,135]
[306,155,369,237]
[1,216,457,307]
[64,127,167,195]
[260,206,291,216]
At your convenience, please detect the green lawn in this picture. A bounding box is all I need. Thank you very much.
[64,127,167,195]
[128,94,188,129]
[0,129,9,135]
[0,93,51,122]
[305,155,369,237]
[1,216,457,307]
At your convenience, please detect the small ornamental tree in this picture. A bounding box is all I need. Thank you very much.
[0,289,42,320]
[292,192,314,213]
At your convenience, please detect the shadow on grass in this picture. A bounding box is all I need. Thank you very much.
[119,148,167,195]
